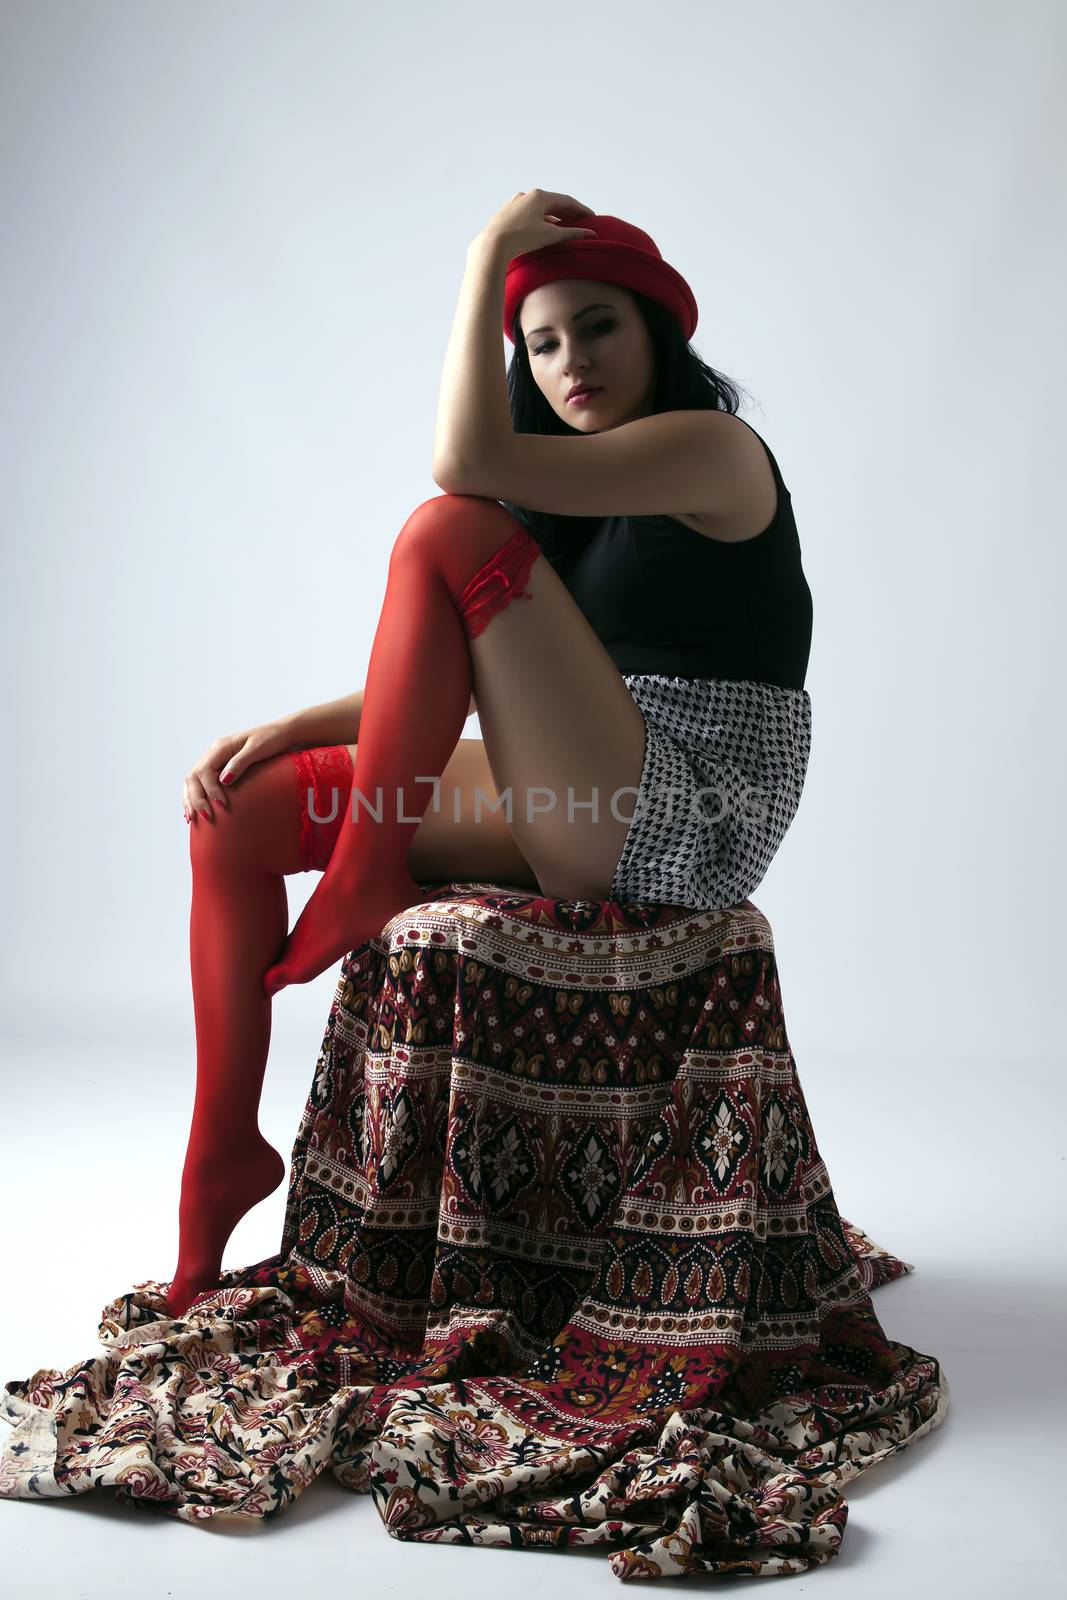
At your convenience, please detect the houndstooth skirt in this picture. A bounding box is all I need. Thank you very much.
[609,674,813,910]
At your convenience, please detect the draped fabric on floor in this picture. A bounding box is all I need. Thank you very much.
[0,885,949,1581]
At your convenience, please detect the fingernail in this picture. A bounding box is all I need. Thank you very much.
[221,771,233,785]
[198,807,210,820]
[184,808,191,823]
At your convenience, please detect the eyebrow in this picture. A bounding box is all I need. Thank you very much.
[523,303,616,340]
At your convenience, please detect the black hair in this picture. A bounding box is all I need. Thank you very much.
[500,288,752,556]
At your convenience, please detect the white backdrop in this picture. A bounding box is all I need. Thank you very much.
[2,0,1063,1053]
[1,4,1063,1593]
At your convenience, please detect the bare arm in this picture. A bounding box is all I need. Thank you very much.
[279,688,475,751]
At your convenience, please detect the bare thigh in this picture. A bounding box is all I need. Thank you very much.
[350,492,648,902]
[461,521,647,900]
[346,736,542,890]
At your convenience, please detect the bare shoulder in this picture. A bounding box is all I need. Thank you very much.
[677,413,779,543]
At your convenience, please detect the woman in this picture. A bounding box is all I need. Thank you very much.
[167,194,813,1319]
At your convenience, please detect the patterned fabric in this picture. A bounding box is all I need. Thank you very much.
[611,675,813,909]
[0,886,948,1580]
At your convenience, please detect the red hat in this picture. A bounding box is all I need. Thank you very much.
[503,213,698,345]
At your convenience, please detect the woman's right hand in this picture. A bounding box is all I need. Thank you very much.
[182,720,292,822]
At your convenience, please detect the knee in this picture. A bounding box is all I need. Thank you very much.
[188,804,239,865]
[187,756,285,867]
[188,784,249,848]
[390,493,525,572]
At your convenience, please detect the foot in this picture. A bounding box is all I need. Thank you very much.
[166,1134,287,1318]
[261,865,423,996]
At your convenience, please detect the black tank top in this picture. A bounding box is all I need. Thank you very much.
[499,418,813,691]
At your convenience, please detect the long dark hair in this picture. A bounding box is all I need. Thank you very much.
[501,289,752,555]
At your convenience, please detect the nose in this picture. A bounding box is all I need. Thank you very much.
[561,346,592,379]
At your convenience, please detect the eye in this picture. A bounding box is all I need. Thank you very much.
[532,318,615,357]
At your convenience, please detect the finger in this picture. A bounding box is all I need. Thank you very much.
[547,218,599,240]
[202,767,230,814]
[219,742,254,791]
[185,774,211,825]
[544,193,595,215]
[187,772,215,823]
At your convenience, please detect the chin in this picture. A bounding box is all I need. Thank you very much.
[567,408,609,430]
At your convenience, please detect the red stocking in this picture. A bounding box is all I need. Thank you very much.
[262,497,541,996]
[167,746,354,1319]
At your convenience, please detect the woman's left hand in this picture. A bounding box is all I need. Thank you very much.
[474,189,598,258]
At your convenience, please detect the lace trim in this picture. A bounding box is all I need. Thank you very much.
[289,744,355,871]
[458,526,541,640]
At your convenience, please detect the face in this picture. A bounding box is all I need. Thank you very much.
[518,279,656,432]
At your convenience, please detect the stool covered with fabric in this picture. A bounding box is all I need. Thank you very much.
[0,883,949,1580]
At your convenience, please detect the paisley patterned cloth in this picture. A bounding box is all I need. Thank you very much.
[0,885,949,1580]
